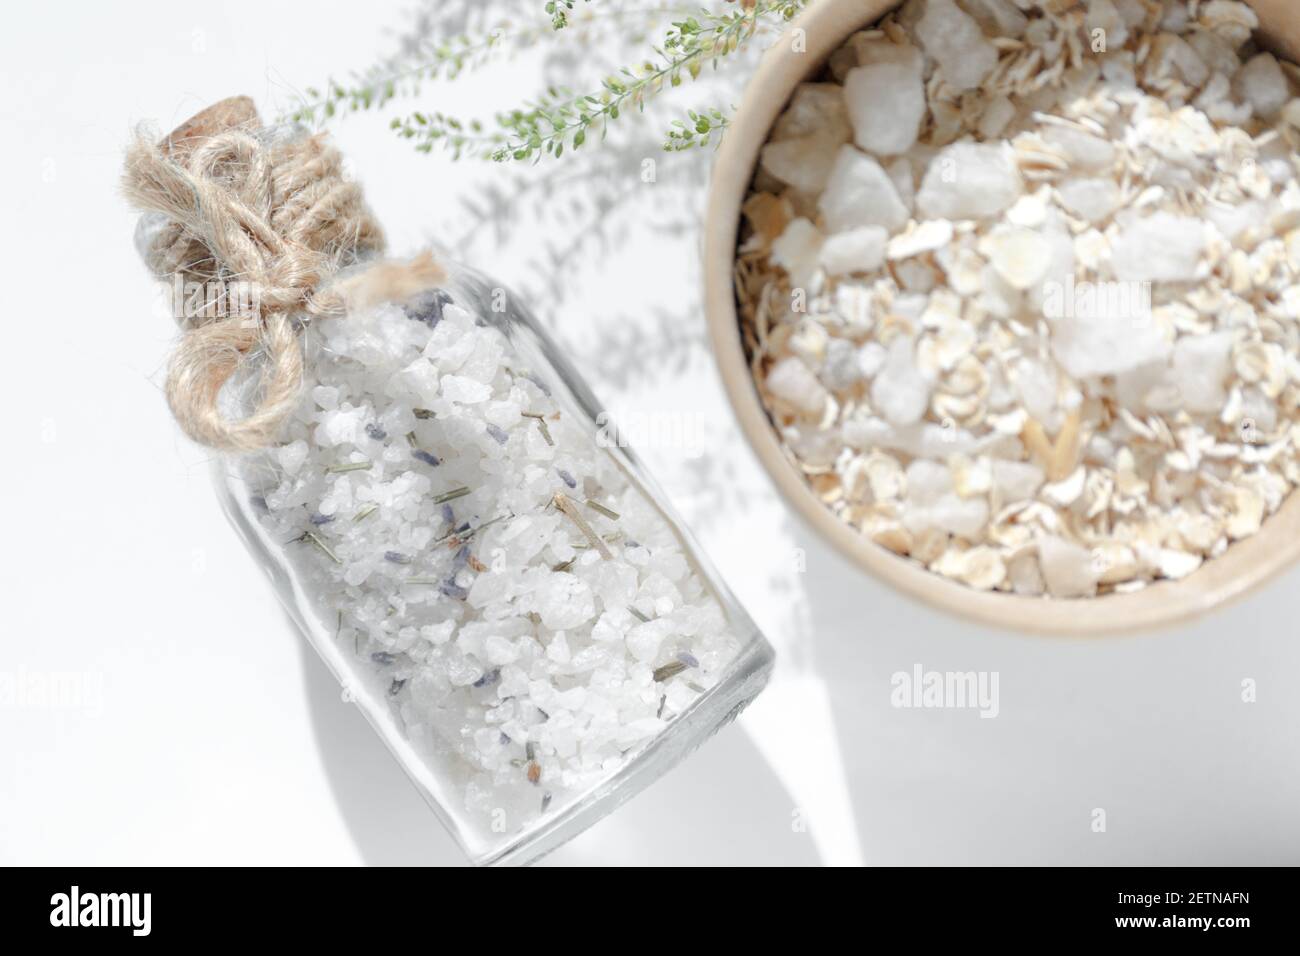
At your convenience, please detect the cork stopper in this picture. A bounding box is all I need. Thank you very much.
[161,95,261,160]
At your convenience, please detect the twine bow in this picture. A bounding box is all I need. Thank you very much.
[123,97,385,451]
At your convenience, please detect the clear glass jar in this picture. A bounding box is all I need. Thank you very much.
[211,260,775,865]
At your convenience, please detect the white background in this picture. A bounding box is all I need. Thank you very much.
[1,0,1297,866]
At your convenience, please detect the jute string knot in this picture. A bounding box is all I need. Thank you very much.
[123,97,385,451]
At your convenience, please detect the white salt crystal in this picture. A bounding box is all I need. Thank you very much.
[1050,305,1172,379]
[446,653,485,688]
[760,136,842,194]
[1111,212,1206,282]
[590,609,629,644]
[903,481,990,537]
[871,336,931,427]
[1008,553,1045,596]
[820,225,888,275]
[440,374,493,405]
[770,217,825,289]
[1037,535,1099,598]
[767,355,829,415]
[1085,0,1128,51]
[546,631,571,664]
[485,634,520,666]
[315,406,367,446]
[843,42,926,156]
[626,619,674,663]
[927,495,989,539]
[857,341,888,379]
[979,95,1017,139]
[1163,35,1210,88]
[1168,331,1234,413]
[400,358,441,405]
[916,143,1023,221]
[1056,178,1120,223]
[886,158,915,213]
[818,145,911,234]
[915,0,998,91]
[772,83,852,142]
[820,338,864,390]
[312,385,340,411]
[1235,53,1288,118]
[1012,357,1057,423]
[992,460,1045,502]
[906,459,952,505]
[276,439,309,476]
[1205,200,1268,243]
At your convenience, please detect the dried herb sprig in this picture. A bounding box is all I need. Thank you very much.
[327,459,372,474]
[585,499,620,520]
[553,492,613,559]
[294,0,806,161]
[431,486,472,505]
[300,530,342,565]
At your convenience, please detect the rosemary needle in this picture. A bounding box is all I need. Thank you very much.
[585,499,620,520]
[522,412,555,446]
[431,486,472,505]
[326,460,372,474]
[553,492,612,559]
[302,530,341,564]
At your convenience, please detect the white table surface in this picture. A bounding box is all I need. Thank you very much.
[2,0,1297,866]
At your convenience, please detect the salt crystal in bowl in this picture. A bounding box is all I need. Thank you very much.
[704,0,1300,635]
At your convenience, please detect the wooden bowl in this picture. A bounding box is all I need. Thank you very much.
[703,0,1300,635]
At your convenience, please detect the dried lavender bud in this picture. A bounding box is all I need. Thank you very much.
[384,551,412,564]
[440,581,469,600]
[404,288,452,326]
[486,423,509,445]
[556,468,577,489]
[365,422,388,441]
[412,450,441,467]
[652,661,687,683]
[372,651,397,665]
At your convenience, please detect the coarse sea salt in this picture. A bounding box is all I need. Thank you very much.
[226,282,752,852]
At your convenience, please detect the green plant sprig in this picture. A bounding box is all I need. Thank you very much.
[664,105,730,150]
[296,0,805,160]
[545,0,592,30]
[289,24,530,127]
[389,0,803,162]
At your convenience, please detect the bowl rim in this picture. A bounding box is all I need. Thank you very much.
[702,0,1300,636]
